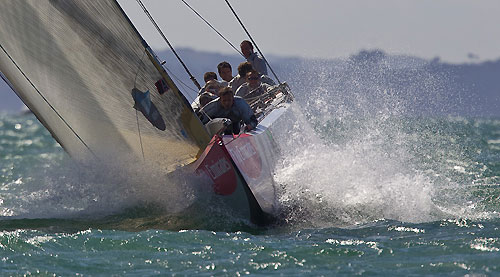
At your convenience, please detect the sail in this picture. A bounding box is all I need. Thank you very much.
[0,1,209,170]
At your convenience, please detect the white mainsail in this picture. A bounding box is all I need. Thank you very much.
[0,1,209,170]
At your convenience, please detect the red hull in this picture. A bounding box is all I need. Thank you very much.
[193,133,277,225]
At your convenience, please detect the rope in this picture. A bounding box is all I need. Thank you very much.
[135,0,202,90]
[224,0,282,84]
[0,42,97,159]
[180,0,244,57]
[135,109,146,160]
[132,50,148,161]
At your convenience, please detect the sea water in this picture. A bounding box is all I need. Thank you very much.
[1,67,500,275]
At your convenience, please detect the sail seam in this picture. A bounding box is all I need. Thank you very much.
[0,42,97,158]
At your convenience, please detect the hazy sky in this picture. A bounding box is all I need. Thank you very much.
[118,0,500,64]
[3,1,499,112]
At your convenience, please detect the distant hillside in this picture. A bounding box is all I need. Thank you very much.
[1,48,499,117]
[160,48,500,117]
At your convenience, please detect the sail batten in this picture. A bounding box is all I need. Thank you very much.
[0,0,208,169]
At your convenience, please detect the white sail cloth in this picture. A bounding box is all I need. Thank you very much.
[0,1,209,171]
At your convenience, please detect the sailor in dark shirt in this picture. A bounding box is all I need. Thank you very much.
[200,87,258,134]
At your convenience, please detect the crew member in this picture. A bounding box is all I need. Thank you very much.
[235,70,273,103]
[217,61,233,87]
[229,62,275,93]
[240,40,268,75]
[200,87,258,134]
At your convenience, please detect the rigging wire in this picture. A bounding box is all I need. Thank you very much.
[180,0,244,57]
[223,0,282,84]
[161,64,213,121]
[0,43,97,159]
[163,66,198,103]
[135,0,202,90]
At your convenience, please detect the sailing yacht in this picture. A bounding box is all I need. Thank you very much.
[0,1,293,225]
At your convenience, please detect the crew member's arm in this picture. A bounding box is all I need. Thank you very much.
[198,100,218,124]
[245,115,258,131]
[235,97,258,131]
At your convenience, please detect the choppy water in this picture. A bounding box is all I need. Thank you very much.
[1,87,500,274]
